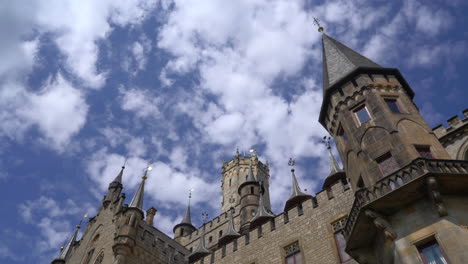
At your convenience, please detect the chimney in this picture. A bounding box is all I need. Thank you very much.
[146,207,157,227]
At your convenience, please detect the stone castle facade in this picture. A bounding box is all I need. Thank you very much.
[51,32,468,264]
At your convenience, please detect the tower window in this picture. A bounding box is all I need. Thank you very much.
[418,240,448,264]
[385,98,401,113]
[229,178,232,186]
[354,105,371,125]
[415,145,433,159]
[250,187,254,194]
[180,228,184,236]
[219,230,223,237]
[209,236,212,243]
[337,124,347,143]
[284,241,302,264]
[376,152,399,176]
[357,176,364,189]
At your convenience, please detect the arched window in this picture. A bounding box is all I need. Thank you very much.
[94,251,104,264]
[180,228,184,236]
[83,248,95,264]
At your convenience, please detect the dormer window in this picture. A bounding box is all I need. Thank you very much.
[354,105,371,125]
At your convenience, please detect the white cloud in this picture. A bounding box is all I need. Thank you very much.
[120,87,161,118]
[0,74,88,151]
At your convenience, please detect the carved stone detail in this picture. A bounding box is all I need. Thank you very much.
[426,176,448,217]
[364,209,397,241]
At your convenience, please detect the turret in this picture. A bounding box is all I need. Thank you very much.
[284,159,312,211]
[113,166,151,264]
[237,158,261,234]
[51,224,80,264]
[173,191,196,241]
[321,138,347,191]
[188,213,211,263]
[221,151,271,215]
[319,33,450,190]
[250,182,275,230]
[102,166,124,208]
[218,208,241,247]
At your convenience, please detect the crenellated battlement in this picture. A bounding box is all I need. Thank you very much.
[433,109,468,141]
[189,179,354,264]
[183,180,352,259]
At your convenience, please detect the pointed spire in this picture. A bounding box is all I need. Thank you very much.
[218,208,241,246]
[250,183,275,229]
[322,34,381,91]
[246,158,256,182]
[52,225,80,263]
[327,145,343,175]
[188,214,211,262]
[109,166,125,189]
[174,189,195,233]
[129,166,152,211]
[284,161,312,211]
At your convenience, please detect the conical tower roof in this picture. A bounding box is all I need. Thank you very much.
[51,225,80,263]
[322,145,347,190]
[284,168,312,211]
[188,225,211,262]
[238,159,259,194]
[250,186,275,230]
[218,209,241,246]
[173,199,195,233]
[322,34,381,91]
[109,166,124,189]
[129,170,149,212]
[318,33,414,127]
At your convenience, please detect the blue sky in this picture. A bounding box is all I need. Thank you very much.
[0,0,467,263]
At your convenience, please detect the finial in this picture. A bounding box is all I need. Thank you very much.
[288,158,295,171]
[60,246,64,250]
[313,17,324,33]
[142,165,153,180]
[249,149,257,157]
[323,136,332,149]
[122,157,128,169]
[188,188,194,206]
[76,213,88,229]
[201,212,208,224]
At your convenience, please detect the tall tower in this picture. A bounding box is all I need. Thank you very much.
[319,33,468,263]
[319,33,450,190]
[220,152,271,214]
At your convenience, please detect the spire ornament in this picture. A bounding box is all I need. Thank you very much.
[173,189,196,235]
[129,165,152,211]
[323,136,343,175]
[313,17,324,33]
[51,214,87,264]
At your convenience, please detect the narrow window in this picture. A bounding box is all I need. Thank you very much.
[385,98,401,113]
[284,241,302,264]
[270,219,276,231]
[219,230,223,238]
[229,178,231,186]
[221,245,226,257]
[357,176,364,189]
[416,145,433,159]
[251,210,256,217]
[354,105,371,124]
[337,124,348,143]
[210,252,215,263]
[209,236,212,243]
[376,152,399,176]
[258,225,262,238]
[418,240,448,264]
[332,216,351,263]
[297,203,303,216]
[233,239,238,251]
[245,233,250,245]
[180,228,184,236]
[326,188,334,199]
[250,187,254,194]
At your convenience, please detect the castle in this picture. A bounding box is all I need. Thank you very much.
[51,31,468,264]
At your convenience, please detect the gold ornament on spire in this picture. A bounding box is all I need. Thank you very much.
[313,17,324,33]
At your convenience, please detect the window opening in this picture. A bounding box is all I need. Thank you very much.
[376,152,399,176]
[416,145,433,159]
[337,124,348,143]
[418,240,448,264]
[331,216,352,263]
[354,105,371,124]
[385,98,401,113]
[285,241,302,264]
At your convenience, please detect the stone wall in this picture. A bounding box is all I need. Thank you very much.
[433,110,468,160]
[191,180,357,264]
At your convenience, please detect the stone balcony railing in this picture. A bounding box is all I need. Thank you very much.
[343,158,468,238]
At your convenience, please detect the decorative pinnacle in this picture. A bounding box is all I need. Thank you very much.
[202,212,208,224]
[323,136,332,149]
[288,158,295,168]
[123,157,128,169]
[142,165,153,180]
[76,213,88,229]
[313,17,324,33]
